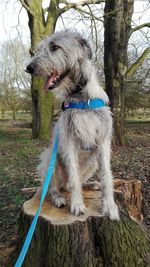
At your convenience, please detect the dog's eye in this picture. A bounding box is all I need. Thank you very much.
[50,44,60,52]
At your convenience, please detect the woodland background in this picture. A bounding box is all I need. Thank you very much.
[0,0,150,266]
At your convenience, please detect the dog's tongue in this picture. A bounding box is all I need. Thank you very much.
[44,73,57,91]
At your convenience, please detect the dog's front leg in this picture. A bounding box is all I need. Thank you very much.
[48,160,66,208]
[98,139,119,221]
[65,142,86,216]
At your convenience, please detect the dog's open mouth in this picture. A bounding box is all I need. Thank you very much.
[44,69,69,91]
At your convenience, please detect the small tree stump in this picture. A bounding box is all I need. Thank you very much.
[114,179,143,221]
[15,179,150,267]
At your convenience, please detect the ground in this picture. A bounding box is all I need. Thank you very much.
[0,118,150,266]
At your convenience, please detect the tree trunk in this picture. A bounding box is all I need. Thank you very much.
[1,109,5,118]
[12,110,16,120]
[31,77,54,139]
[14,179,150,267]
[104,0,134,145]
[25,0,58,139]
[114,179,143,221]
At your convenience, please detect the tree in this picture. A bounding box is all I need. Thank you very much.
[104,0,150,144]
[0,85,21,119]
[125,46,150,118]
[0,39,31,119]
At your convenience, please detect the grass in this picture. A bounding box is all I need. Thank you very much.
[125,119,150,124]
[0,112,32,121]
[0,120,48,266]
[0,124,41,190]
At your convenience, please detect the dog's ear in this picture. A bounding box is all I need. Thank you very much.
[76,37,92,60]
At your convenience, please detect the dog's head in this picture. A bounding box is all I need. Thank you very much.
[26,31,92,96]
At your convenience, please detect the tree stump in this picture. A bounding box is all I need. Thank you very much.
[15,179,150,267]
[114,179,143,221]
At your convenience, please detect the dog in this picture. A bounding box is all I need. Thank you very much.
[26,30,119,220]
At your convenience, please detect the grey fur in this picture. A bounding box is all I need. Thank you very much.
[26,30,119,220]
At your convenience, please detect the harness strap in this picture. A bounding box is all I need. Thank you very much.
[14,132,59,267]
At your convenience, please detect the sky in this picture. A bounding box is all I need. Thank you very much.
[0,0,149,46]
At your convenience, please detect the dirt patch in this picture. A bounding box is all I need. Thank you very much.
[0,236,16,267]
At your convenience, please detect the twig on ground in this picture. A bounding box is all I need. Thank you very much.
[21,187,39,193]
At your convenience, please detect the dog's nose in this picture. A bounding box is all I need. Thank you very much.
[26,63,35,74]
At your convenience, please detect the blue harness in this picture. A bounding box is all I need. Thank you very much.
[14,98,106,267]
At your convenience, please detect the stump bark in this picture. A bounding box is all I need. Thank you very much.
[15,179,150,267]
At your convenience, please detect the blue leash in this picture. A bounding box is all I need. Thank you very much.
[14,98,106,267]
[14,131,59,267]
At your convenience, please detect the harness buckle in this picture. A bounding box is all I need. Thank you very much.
[62,102,69,111]
[87,99,90,106]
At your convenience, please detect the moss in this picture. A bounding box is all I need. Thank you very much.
[98,214,150,267]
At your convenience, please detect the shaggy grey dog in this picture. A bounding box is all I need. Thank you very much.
[26,30,119,220]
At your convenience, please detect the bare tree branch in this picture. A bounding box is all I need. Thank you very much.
[43,7,49,14]
[19,0,35,15]
[74,6,103,22]
[45,0,60,33]
[131,22,150,34]
[58,0,105,15]
[60,0,105,6]
[126,47,150,78]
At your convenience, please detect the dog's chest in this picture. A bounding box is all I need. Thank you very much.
[59,109,108,146]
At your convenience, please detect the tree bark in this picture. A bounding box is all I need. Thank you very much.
[15,179,150,267]
[20,0,58,139]
[114,179,143,221]
[28,7,56,139]
[104,0,134,145]
[12,110,16,120]
[31,77,54,139]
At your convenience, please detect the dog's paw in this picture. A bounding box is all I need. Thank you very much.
[53,195,66,208]
[71,202,87,216]
[102,200,120,221]
[109,205,120,221]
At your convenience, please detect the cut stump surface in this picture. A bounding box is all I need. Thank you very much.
[24,189,103,225]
